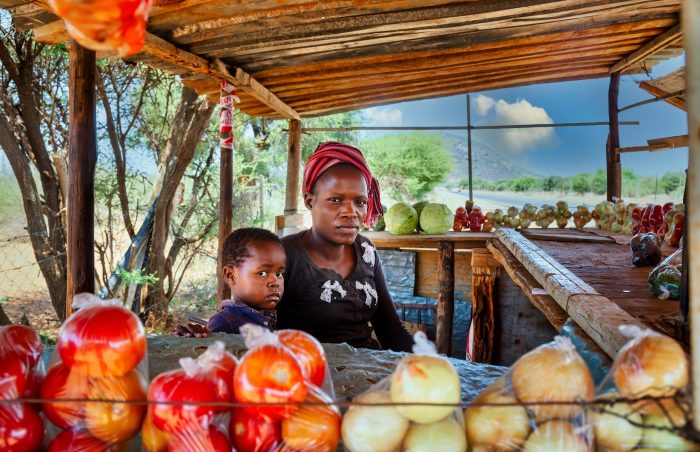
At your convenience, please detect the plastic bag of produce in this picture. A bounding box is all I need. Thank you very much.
[342,332,465,452]
[630,232,662,267]
[41,292,148,449]
[48,0,152,56]
[465,336,594,451]
[593,326,695,451]
[231,324,340,451]
[648,247,683,300]
[0,325,46,451]
[146,340,235,452]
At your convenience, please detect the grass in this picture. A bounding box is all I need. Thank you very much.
[0,172,22,224]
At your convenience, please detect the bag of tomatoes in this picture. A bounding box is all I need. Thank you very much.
[145,340,236,452]
[48,0,152,56]
[0,324,46,451]
[591,326,696,451]
[41,293,149,450]
[230,324,340,452]
[342,332,466,452]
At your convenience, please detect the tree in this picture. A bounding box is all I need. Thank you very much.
[571,174,591,195]
[660,171,684,194]
[591,169,606,195]
[512,176,536,192]
[362,133,452,201]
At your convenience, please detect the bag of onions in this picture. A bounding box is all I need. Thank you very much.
[230,323,340,452]
[0,324,46,451]
[592,326,697,451]
[41,293,149,450]
[342,332,465,452]
[145,340,235,452]
[465,336,594,451]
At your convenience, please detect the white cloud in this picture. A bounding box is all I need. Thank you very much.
[363,106,403,127]
[475,95,554,153]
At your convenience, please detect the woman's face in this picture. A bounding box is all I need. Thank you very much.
[304,164,368,246]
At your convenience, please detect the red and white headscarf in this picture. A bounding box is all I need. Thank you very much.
[303,142,382,227]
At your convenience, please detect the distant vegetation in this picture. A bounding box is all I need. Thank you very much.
[459,169,686,197]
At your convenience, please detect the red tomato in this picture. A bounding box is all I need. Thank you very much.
[148,367,229,434]
[57,303,146,377]
[0,355,29,399]
[0,405,44,451]
[281,385,340,452]
[168,426,231,452]
[277,330,326,387]
[0,325,42,369]
[41,363,90,428]
[229,409,281,452]
[211,350,237,401]
[233,344,307,420]
[142,407,170,452]
[85,370,147,444]
[48,429,107,452]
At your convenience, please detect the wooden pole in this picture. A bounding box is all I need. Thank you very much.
[285,119,302,214]
[217,83,234,307]
[436,241,455,356]
[469,249,501,363]
[467,94,473,201]
[682,0,700,431]
[607,73,622,201]
[66,40,96,317]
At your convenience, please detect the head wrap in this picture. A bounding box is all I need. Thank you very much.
[303,141,382,227]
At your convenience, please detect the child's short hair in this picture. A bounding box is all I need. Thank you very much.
[221,228,282,268]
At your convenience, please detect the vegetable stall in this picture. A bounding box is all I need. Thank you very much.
[1,0,699,450]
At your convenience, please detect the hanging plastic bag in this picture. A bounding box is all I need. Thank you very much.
[648,247,683,300]
[48,0,153,56]
[465,336,594,451]
[41,293,148,449]
[0,325,46,451]
[342,332,465,452]
[592,326,695,451]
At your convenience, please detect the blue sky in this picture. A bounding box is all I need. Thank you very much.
[360,55,688,177]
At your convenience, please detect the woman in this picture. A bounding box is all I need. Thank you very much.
[277,142,413,352]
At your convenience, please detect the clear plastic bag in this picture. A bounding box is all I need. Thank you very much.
[0,325,46,451]
[648,247,683,300]
[342,332,465,452]
[465,336,594,451]
[631,232,663,267]
[593,326,695,451]
[42,293,148,449]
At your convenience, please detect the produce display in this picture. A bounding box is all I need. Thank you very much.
[419,203,453,235]
[648,248,683,300]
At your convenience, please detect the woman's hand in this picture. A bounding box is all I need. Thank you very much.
[171,323,209,338]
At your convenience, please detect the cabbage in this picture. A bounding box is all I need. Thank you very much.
[385,203,418,235]
[419,203,452,235]
[412,201,428,231]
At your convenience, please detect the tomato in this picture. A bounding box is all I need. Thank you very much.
[142,407,170,452]
[168,426,231,452]
[41,363,90,428]
[233,344,307,420]
[0,325,42,369]
[211,350,237,401]
[281,385,340,452]
[85,370,147,443]
[148,367,229,434]
[277,330,326,387]
[57,303,146,377]
[48,429,107,452]
[0,355,29,399]
[0,405,44,452]
[229,409,281,452]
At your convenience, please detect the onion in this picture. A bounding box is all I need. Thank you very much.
[403,417,466,452]
[390,355,460,424]
[590,393,642,451]
[342,391,409,452]
[640,414,695,451]
[612,333,687,413]
[522,420,588,452]
[511,337,593,422]
[465,378,530,449]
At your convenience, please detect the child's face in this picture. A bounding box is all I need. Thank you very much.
[224,241,286,310]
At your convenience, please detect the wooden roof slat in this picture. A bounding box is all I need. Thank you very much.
[610,23,682,73]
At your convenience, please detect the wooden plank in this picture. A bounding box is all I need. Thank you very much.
[610,24,682,73]
[648,134,689,147]
[284,119,302,213]
[639,79,688,111]
[414,250,472,300]
[520,229,616,243]
[436,241,455,356]
[66,40,97,316]
[365,231,493,249]
[607,73,621,201]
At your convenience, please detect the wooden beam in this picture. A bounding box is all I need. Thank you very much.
[66,40,97,316]
[617,135,689,153]
[217,84,233,307]
[468,249,501,363]
[436,241,455,356]
[607,73,621,201]
[284,119,302,214]
[610,24,682,74]
[639,80,688,111]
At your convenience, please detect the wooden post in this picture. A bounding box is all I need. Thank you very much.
[468,249,501,363]
[607,73,622,201]
[467,94,473,201]
[217,83,235,307]
[436,241,455,356]
[285,119,302,214]
[682,0,700,431]
[66,40,96,317]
